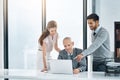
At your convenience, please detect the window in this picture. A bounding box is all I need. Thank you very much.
[0,0,3,69]
[8,0,42,69]
[46,0,83,59]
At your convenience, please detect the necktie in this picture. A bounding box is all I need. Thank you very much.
[70,54,72,59]
[93,32,96,36]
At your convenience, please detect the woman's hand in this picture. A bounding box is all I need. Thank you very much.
[41,68,47,72]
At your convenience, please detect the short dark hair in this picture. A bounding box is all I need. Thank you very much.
[87,13,99,21]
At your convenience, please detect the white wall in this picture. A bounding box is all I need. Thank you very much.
[0,0,3,69]
[96,0,120,52]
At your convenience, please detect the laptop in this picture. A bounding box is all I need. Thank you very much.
[48,59,73,74]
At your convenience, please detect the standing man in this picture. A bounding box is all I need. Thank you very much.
[76,13,111,71]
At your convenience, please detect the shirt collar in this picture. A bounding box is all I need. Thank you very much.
[94,25,101,34]
[66,48,74,56]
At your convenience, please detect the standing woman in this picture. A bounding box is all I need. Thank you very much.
[38,20,61,72]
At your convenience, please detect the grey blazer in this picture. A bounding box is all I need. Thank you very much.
[82,27,111,61]
[58,48,86,71]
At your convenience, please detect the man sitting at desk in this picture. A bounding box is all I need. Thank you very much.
[58,37,86,74]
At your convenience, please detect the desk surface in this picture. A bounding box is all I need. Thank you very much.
[0,69,120,80]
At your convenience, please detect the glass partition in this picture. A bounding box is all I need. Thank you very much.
[8,0,42,69]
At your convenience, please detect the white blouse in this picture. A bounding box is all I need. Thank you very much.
[43,33,58,53]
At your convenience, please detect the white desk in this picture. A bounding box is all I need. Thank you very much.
[0,69,120,80]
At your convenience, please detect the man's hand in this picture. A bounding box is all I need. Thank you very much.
[73,69,80,74]
[75,54,84,62]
